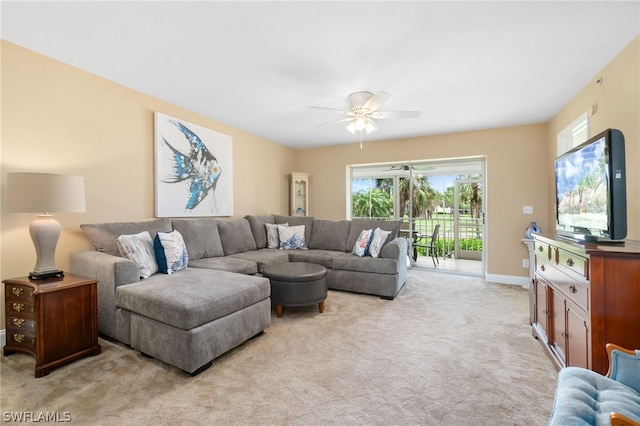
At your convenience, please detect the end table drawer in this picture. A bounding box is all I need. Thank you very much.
[7,315,36,332]
[7,284,34,300]
[8,330,36,349]
[7,300,34,316]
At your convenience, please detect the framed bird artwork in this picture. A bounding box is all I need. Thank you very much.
[154,112,233,217]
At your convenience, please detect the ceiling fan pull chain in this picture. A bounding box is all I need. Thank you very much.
[360,131,363,149]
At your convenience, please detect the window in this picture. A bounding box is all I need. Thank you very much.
[557,112,589,156]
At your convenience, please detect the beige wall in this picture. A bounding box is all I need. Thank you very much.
[547,36,640,240]
[1,42,295,328]
[1,35,638,329]
[294,124,550,278]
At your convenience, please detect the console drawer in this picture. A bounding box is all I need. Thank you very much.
[557,248,589,281]
[537,262,589,312]
[535,240,551,260]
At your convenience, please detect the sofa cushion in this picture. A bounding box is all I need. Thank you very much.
[154,230,189,274]
[171,218,224,260]
[609,348,640,393]
[116,231,158,279]
[332,251,398,275]
[548,366,640,426]
[288,249,335,269]
[273,215,314,244]
[216,218,258,255]
[116,268,270,330]
[229,249,290,274]
[309,219,351,252]
[81,218,172,256]
[346,219,402,251]
[188,256,258,275]
[245,214,275,249]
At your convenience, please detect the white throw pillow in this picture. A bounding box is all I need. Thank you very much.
[265,222,287,249]
[116,231,158,279]
[352,228,374,257]
[278,224,307,250]
[368,227,391,258]
[154,230,189,274]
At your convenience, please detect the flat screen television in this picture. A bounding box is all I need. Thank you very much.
[555,128,627,243]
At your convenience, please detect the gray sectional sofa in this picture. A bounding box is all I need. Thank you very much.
[70,214,408,374]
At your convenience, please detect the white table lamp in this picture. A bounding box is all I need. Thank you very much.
[8,172,86,280]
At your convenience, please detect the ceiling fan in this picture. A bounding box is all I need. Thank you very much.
[387,164,435,172]
[310,91,421,135]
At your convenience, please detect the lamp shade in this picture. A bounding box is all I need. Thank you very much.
[8,172,86,214]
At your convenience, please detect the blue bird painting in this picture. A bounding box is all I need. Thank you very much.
[161,120,222,211]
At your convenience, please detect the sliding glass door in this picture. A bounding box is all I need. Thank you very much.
[350,158,485,276]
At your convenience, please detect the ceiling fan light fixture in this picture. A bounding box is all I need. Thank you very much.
[364,118,377,134]
[346,121,357,134]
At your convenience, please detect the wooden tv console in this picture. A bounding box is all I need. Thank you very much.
[531,234,640,375]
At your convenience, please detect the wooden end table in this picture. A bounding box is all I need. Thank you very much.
[3,274,101,378]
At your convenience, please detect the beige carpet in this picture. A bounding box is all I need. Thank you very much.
[1,269,558,425]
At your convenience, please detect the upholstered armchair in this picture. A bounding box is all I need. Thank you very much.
[548,343,640,426]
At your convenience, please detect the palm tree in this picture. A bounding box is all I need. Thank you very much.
[398,175,433,219]
[352,189,393,218]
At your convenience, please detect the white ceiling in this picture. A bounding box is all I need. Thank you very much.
[2,1,639,150]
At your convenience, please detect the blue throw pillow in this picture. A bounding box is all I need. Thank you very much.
[154,230,189,274]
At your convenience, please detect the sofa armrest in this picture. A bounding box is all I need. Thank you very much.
[610,412,640,426]
[70,250,140,288]
[381,237,408,279]
[70,250,140,339]
[381,237,407,261]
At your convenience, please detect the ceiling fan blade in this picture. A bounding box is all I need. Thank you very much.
[317,117,355,127]
[370,110,421,119]
[363,91,391,112]
[309,106,354,116]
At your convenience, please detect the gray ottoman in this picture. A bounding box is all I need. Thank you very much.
[262,262,328,318]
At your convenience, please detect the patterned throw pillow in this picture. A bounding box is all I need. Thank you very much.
[265,222,287,249]
[351,229,373,257]
[278,224,307,250]
[154,230,189,274]
[116,231,158,279]
[368,227,391,258]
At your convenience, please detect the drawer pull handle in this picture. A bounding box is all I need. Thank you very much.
[566,258,575,267]
[561,331,567,338]
[11,287,24,297]
[12,318,25,327]
[538,246,544,252]
[13,333,26,343]
[540,265,546,272]
[569,284,577,294]
[12,303,25,312]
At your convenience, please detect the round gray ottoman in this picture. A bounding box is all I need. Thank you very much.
[262,262,328,318]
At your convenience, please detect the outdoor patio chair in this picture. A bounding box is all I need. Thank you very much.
[415,224,440,267]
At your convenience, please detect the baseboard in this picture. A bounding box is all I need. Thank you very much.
[485,274,530,288]
[0,329,5,348]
